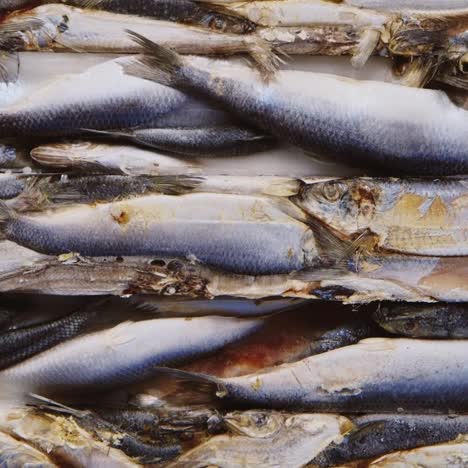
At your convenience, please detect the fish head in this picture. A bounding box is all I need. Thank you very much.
[372,303,447,337]
[197,9,256,35]
[298,179,378,236]
[223,410,284,438]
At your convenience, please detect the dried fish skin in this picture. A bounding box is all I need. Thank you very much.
[294,177,468,256]
[372,302,468,338]
[31,142,203,176]
[0,56,232,138]
[369,437,468,467]
[171,412,351,468]
[0,144,16,166]
[0,193,317,275]
[165,338,468,413]
[226,0,389,28]
[0,430,57,467]
[0,408,140,467]
[66,0,257,34]
[312,414,468,467]
[0,174,25,199]
[125,36,468,175]
[3,5,272,67]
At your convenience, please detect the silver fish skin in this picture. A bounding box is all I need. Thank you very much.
[170,412,351,468]
[31,142,203,176]
[312,414,468,467]
[0,145,16,166]
[5,5,269,61]
[0,192,317,275]
[169,338,468,413]
[0,174,24,199]
[0,430,57,468]
[0,55,232,138]
[130,296,306,317]
[373,302,468,338]
[0,316,263,393]
[345,0,468,10]
[369,437,468,467]
[294,177,468,256]
[125,35,468,175]
[93,126,276,157]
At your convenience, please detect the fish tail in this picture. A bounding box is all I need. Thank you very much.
[123,30,186,88]
[31,144,78,168]
[146,367,228,407]
[80,127,134,139]
[10,176,51,212]
[147,175,204,195]
[244,36,283,78]
[351,29,380,69]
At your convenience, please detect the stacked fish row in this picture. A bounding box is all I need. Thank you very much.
[0,0,467,467]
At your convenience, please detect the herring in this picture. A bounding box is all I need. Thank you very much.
[0,192,317,275]
[0,315,263,393]
[124,33,468,175]
[158,338,468,413]
[294,177,468,256]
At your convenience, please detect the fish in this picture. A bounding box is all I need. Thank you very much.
[86,126,276,157]
[66,0,256,33]
[130,296,306,317]
[293,177,468,256]
[11,175,204,212]
[170,412,352,468]
[312,414,468,466]
[372,302,468,338]
[0,192,318,275]
[0,1,32,13]
[369,437,468,467]
[0,430,57,467]
[0,144,16,166]
[0,302,100,370]
[183,309,378,377]
[31,142,203,176]
[123,33,468,175]
[2,5,274,70]
[225,0,389,28]
[0,315,263,394]
[344,0,468,9]
[0,55,234,138]
[0,174,25,199]
[157,338,468,413]
[0,408,141,467]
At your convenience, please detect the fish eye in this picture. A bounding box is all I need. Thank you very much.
[320,181,346,202]
[209,16,226,31]
[458,53,468,74]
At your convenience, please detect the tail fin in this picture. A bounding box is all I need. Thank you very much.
[123,30,185,87]
[144,367,227,407]
[351,29,380,69]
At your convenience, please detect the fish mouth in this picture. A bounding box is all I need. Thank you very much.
[31,143,91,167]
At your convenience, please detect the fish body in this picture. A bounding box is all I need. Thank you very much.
[131,296,306,317]
[175,338,468,413]
[0,409,140,467]
[295,177,468,256]
[373,302,468,338]
[4,5,266,58]
[0,145,16,166]
[313,414,468,466]
[1,316,263,392]
[171,412,350,468]
[227,0,389,28]
[31,142,202,176]
[345,0,468,10]
[370,438,468,467]
[0,174,24,199]
[0,430,57,468]
[0,55,232,138]
[0,304,98,370]
[96,126,275,157]
[0,192,317,275]
[67,0,256,33]
[125,38,468,175]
